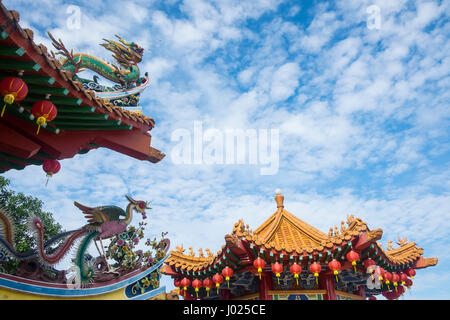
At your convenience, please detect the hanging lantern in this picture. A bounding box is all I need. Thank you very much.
[405,278,413,288]
[392,273,400,292]
[222,267,234,288]
[346,250,360,273]
[271,262,283,285]
[180,277,191,297]
[253,257,266,280]
[289,263,302,286]
[328,259,341,283]
[378,267,385,283]
[0,77,28,117]
[309,262,321,285]
[42,159,61,187]
[405,267,416,279]
[203,278,214,297]
[174,279,181,295]
[192,279,202,298]
[399,272,408,285]
[398,285,405,296]
[383,271,393,289]
[212,273,223,294]
[31,100,57,135]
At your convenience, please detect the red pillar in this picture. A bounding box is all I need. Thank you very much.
[319,273,337,300]
[357,285,366,300]
[258,272,273,300]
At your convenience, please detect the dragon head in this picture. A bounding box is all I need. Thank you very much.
[125,195,151,219]
[101,35,144,67]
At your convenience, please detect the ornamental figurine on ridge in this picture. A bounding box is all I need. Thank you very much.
[0,195,170,296]
[47,32,149,114]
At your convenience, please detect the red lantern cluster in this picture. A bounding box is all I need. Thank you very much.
[392,273,400,292]
[0,77,28,117]
[289,263,302,286]
[253,257,265,280]
[31,100,57,135]
[309,262,321,284]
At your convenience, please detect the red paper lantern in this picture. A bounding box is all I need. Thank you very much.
[31,100,57,134]
[364,258,376,270]
[192,279,202,298]
[289,263,302,286]
[212,273,223,294]
[271,262,283,284]
[253,257,266,280]
[0,77,28,117]
[328,259,341,283]
[405,278,413,288]
[378,267,385,282]
[222,267,234,288]
[383,271,393,285]
[180,277,191,297]
[203,278,214,297]
[405,267,416,279]
[392,273,400,291]
[346,250,360,273]
[309,262,321,284]
[174,279,181,295]
[400,273,408,285]
[42,159,61,186]
[398,285,405,296]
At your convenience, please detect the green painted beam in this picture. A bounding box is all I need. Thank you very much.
[269,251,275,264]
[56,113,108,121]
[52,120,121,127]
[0,152,44,166]
[0,60,40,71]
[28,85,69,96]
[21,74,55,85]
[324,251,332,263]
[57,106,96,113]
[333,247,342,260]
[260,249,269,264]
[0,72,56,85]
[249,244,258,260]
[226,249,240,264]
[0,159,25,170]
[48,96,82,106]
[0,46,25,57]
[5,104,60,135]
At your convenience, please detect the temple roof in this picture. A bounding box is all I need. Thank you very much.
[163,191,438,275]
[0,1,165,172]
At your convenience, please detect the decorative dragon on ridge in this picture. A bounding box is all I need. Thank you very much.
[47,32,150,113]
[0,196,169,288]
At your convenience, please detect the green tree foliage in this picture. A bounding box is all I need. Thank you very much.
[0,176,65,271]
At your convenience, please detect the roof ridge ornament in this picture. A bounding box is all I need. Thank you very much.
[275,189,284,208]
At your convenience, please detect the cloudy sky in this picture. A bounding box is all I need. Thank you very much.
[2,0,449,299]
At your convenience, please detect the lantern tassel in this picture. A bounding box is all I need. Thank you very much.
[36,125,41,135]
[335,275,338,283]
[315,276,318,285]
[1,104,6,117]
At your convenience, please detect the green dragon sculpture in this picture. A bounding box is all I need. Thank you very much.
[48,32,145,86]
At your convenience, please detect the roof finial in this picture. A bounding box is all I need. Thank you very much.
[275,189,284,208]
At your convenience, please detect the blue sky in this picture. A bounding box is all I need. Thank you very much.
[2,0,449,299]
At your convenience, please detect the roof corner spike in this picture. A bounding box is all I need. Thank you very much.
[275,189,284,209]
